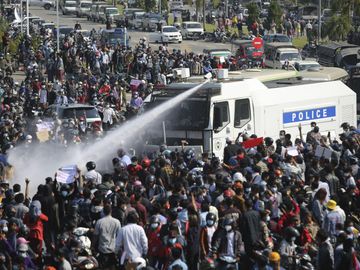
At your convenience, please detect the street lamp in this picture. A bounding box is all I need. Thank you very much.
[318,0,321,43]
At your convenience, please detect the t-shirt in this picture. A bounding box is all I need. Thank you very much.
[94,215,121,254]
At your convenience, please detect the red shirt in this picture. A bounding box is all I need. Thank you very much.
[147,226,163,257]
[23,213,48,241]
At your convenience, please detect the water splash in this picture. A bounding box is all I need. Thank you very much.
[8,81,207,194]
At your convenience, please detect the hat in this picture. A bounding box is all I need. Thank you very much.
[17,237,30,245]
[326,200,337,210]
[269,252,280,262]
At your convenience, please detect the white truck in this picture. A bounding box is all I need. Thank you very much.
[145,78,356,158]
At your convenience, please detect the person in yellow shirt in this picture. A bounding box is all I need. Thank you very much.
[232,15,238,28]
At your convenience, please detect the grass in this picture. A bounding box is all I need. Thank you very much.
[292,36,307,48]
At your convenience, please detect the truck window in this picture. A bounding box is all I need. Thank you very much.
[213,102,229,132]
[234,99,250,128]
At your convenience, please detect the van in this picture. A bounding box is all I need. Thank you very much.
[62,1,77,15]
[88,2,106,21]
[94,4,111,22]
[129,11,145,29]
[264,42,302,69]
[99,6,119,23]
[76,0,92,18]
[145,79,356,158]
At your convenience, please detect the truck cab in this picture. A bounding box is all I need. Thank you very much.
[264,42,302,69]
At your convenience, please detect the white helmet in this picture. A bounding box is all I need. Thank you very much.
[233,172,245,182]
[133,257,146,269]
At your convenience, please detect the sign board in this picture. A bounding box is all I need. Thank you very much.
[283,106,336,124]
[56,165,77,184]
[252,37,263,49]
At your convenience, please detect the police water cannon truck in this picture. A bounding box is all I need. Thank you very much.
[145,78,356,159]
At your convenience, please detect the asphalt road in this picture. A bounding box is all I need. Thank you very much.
[28,6,232,54]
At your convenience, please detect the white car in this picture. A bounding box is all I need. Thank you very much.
[151,26,182,43]
[76,1,92,17]
[181,21,204,40]
[22,0,54,10]
[62,1,77,15]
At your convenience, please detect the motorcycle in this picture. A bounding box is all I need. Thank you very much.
[73,227,99,270]
[214,29,228,43]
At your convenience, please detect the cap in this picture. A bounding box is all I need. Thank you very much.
[269,252,280,262]
[326,200,337,210]
[17,237,30,244]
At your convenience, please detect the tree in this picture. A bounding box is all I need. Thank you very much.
[264,1,283,31]
[195,0,204,21]
[246,2,260,26]
[144,0,157,12]
[323,0,360,40]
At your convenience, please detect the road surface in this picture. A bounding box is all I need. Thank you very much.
[28,6,232,54]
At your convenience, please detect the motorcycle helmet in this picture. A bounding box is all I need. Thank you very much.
[285,226,300,240]
[141,158,151,168]
[264,137,274,147]
[146,174,156,184]
[86,161,96,171]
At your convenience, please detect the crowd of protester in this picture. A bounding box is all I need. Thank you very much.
[0,5,359,270]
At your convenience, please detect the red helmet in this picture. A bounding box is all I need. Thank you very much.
[141,158,151,168]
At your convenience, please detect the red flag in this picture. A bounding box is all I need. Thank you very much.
[242,137,264,149]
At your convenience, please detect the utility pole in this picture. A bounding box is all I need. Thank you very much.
[26,0,29,35]
[56,0,60,52]
[318,0,321,43]
[202,0,205,31]
[20,2,23,33]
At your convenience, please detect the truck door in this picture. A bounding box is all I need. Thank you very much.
[212,101,231,158]
[233,98,253,138]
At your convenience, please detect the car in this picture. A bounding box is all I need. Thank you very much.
[263,34,292,44]
[150,26,182,43]
[143,13,166,32]
[99,6,120,24]
[54,26,74,40]
[293,61,321,71]
[203,49,232,59]
[75,29,91,41]
[100,28,129,46]
[181,21,204,40]
[44,104,102,127]
[62,1,77,15]
[94,4,111,22]
[128,11,145,29]
[22,0,54,10]
[76,1,92,18]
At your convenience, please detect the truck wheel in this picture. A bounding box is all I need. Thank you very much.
[178,41,182,43]
[44,3,51,10]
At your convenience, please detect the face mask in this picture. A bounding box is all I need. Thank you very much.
[291,237,296,242]
[61,191,68,197]
[225,225,232,232]
[169,238,176,245]
[18,251,27,258]
[272,187,277,193]
[266,216,270,222]
[151,223,158,229]
[207,220,214,227]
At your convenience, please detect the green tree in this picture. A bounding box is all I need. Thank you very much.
[144,0,156,11]
[159,0,168,12]
[264,1,283,30]
[323,0,360,40]
[195,0,204,21]
[246,2,260,26]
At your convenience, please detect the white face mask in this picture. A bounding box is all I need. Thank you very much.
[291,237,296,242]
[207,220,215,227]
[266,216,270,222]
[151,223,158,229]
[225,225,232,232]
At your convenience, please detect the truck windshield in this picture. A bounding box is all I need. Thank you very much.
[81,3,92,7]
[280,52,301,61]
[106,8,118,14]
[150,98,209,130]
[187,23,201,28]
[163,27,178,32]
